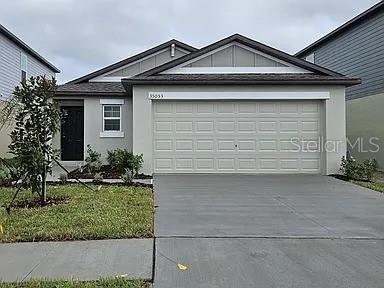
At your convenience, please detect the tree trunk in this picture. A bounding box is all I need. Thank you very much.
[41,164,47,205]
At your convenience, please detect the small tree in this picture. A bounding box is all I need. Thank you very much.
[3,76,61,204]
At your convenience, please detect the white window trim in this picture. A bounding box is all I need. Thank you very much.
[100,104,124,138]
[21,53,28,81]
[100,98,125,105]
[305,53,315,63]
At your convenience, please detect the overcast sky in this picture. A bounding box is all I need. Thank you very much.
[1,0,380,83]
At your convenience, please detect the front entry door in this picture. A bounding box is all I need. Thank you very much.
[61,106,84,161]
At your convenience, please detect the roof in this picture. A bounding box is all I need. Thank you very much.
[123,73,361,87]
[0,24,60,73]
[138,34,344,77]
[56,82,125,95]
[68,39,197,84]
[295,1,384,57]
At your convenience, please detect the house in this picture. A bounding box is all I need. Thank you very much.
[0,23,60,157]
[295,1,384,168]
[56,34,359,175]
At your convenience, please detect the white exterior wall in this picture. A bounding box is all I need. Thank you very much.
[133,85,346,175]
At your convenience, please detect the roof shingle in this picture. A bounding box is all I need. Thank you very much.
[123,73,361,86]
[56,82,125,95]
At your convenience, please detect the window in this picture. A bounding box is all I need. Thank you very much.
[103,105,121,131]
[305,53,315,63]
[21,53,28,83]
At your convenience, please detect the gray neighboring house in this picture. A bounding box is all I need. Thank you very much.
[56,34,359,175]
[296,1,384,168]
[0,23,60,156]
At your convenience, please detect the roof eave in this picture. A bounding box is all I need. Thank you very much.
[55,91,126,96]
[67,39,197,84]
[122,78,361,87]
[0,24,60,73]
[138,34,344,78]
[295,1,384,57]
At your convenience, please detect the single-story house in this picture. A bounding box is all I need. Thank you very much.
[56,34,360,175]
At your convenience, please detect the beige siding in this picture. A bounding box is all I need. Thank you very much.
[346,93,384,169]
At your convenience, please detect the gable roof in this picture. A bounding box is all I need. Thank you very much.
[295,1,384,57]
[137,34,344,77]
[67,39,197,84]
[0,24,60,73]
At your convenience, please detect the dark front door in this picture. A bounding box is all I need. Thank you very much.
[61,106,84,161]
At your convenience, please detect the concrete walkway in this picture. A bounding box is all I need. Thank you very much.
[0,239,153,282]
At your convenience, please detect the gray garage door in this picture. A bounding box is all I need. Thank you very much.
[153,100,322,173]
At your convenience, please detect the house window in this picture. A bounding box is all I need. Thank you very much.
[305,53,315,63]
[21,53,28,83]
[103,105,121,131]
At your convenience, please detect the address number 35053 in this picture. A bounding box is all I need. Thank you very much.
[149,93,164,99]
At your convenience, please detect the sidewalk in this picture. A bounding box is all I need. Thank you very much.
[0,239,153,282]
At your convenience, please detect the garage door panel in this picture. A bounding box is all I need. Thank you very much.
[175,121,193,132]
[153,100,322,173]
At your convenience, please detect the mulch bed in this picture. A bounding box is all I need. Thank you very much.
[330,174,371,183]
[46,181,153,189]
[67,165,152,180]
[11,196,71,209]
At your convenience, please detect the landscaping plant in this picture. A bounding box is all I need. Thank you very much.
[340,155,377,181]
[0,165,12,186]
[84,144,102,173]
[121,168,133,184]
[107,148,143,176]
[0,76,61,204]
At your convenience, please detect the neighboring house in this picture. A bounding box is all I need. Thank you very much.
[56,34,359,175]
[295,1,384,168]
[0,24,60,157]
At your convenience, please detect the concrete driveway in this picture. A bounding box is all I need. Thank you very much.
[154,174,384,288]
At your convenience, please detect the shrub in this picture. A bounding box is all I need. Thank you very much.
[0,165,12,186]
[362,159,378,181]
[121,168,133,184]
[84,145,102,173]
[340,156,377,181]
[94,172,103,184]
[59,173,68,184]
[107,149,143,176]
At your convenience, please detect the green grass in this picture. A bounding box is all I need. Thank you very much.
[0,184,153,243]
[0,278,149,288]
[352,180,384,193]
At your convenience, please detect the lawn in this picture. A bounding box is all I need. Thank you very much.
[0,184,153,242]
[0,278,149,288]
[352,180,384,193]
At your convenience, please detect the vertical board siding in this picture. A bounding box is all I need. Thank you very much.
[0,33,55,99]
[302,11,384,100]
[105,47,189,78]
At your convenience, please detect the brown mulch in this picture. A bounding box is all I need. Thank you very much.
[67,165,152,180]
[11,196,71,209]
